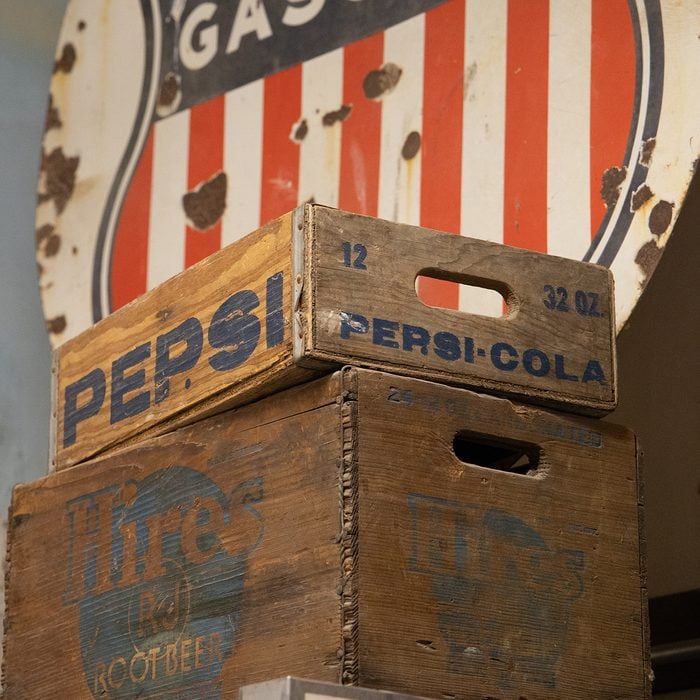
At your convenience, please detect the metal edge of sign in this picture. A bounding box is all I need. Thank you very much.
[92,0,161,324]
[584,0,663,268]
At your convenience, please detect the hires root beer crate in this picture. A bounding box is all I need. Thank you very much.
[53,204,616,470]
[7,369,648,699]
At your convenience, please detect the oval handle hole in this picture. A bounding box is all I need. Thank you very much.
[415,270,512,318]
[452,432,540,476]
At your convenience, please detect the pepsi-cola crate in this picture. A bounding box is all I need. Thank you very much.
[7,369,648,699]
[52,204,616,470]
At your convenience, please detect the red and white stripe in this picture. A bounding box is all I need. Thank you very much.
[110,0,637,315]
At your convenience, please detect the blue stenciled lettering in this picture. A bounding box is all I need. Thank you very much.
[111,344,151,424]
[522,348,550,378]
[464,337,475,364]
[581,360,606,384]
[336,312,608,386]
[402,324,430,354]
[63,368,107,448]
[554,354,578,382]
[265,272,285,348]
[339,312,369,339]
[434,331,460,362]
[154,317,204,404]
[373,318,400,348]
[62,274,284,450]
[490,342,518,371]
[208,290,261,371]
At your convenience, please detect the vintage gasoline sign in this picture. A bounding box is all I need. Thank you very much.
[37,0,700,345]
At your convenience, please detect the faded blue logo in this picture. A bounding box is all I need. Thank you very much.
[408,494,585,691]
[64,466,264,699]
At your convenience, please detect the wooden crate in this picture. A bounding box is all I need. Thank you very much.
[52,204,616,469]
[7,369,648,699]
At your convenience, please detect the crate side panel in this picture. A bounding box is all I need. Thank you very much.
[6,381,344,699]
[353,370,644,699]
[54,212,295,469]
[309,206,616,414]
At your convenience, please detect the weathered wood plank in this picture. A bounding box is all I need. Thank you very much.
[7,370,647,699]
[53,205,616,469]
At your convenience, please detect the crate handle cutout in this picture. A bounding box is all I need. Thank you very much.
[415,268,515,318]
[452,432,541,476]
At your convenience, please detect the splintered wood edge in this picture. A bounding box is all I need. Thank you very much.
[339,368,360,685]
[2,495,14,693]
[636,438,653,697]
[49,350,59,471]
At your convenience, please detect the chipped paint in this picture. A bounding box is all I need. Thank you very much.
[600,166,627,210]
[635,239,662,280]
[44,233,62,258]
[402,131,422,161]
[291,118,308,143]
[36,224,54,250]
[648,200,674,236]
[322,104,352,127]
[44,95,62,132]
[46,315,67,335]
[631,184,653,211]
[156,71,182,117]
[38,148,79,214]
[639,137,656,167]
[182,171,227,231]
[53,43,76,74]
[363,62,402,100]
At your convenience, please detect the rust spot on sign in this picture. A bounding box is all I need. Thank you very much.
[157,72,181,116]
[649,200,673,236]
[639,137,656,167]
[363,62,402,100]
[44,232,62,258]
[292,118,308,143]
[77,20,86,32]
[46,315,67,335]
[53,43,77,74]
[600,166,627,210]
[36,224,53,249]
[402,131,421,160]
[182,171,227,231]
[38,148,79,214]
[45,95,62,133]
[635,239,662,279]
[322,104,352,127]
[631,184,653,211]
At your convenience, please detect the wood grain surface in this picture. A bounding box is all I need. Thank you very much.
[8,370,647,699]
[305,205,616,414]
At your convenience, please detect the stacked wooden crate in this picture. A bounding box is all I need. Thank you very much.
[3,205,649,699]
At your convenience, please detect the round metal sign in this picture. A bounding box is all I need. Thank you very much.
[37,0,700,345]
